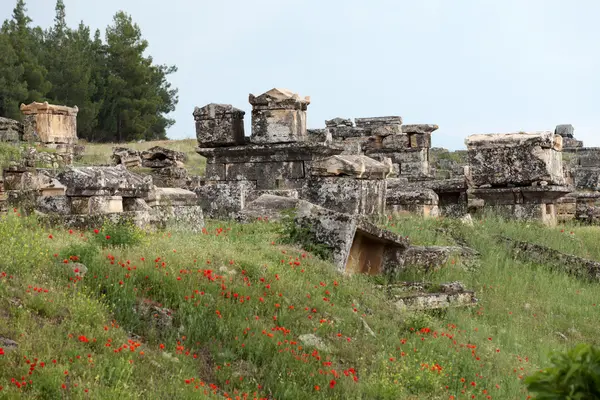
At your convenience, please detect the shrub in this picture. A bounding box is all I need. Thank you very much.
[525,343,600,399]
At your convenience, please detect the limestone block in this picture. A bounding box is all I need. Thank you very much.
[325,117,353,128]
[146,187,198,207]
[328,126,370,139]
[573,167,600,190]
[123,197,152,212]
[236,194,302,222]
[408,133,431,149]
[555,124,574,138]
[381,134,410,150]
[226,163,259,181]
[401,161,430,176]
[302,176,386,215]
[204,163,226,180]
[307,129,332,144]
[194,181,252,219]
[150,166,189,188]
[40,179,66,197]
[577,149,600,167]
[250,109,307,144]
[355,116,402,128]
[466,132,565,187]
[401,124,439,134]
[194,103,245,147]
[36,195,71,215]
[255,162,305,189]
[310,155,390,179]
[90,196,123,214]
[151,205,204,232]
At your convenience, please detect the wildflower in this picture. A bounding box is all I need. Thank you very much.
[0,348,4,356]
[93,229,99,234]
[329,379,336,388]
[48,234,53,239]
[106,235,111,240]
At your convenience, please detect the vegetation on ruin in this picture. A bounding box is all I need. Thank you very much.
[1,207,600,399]
[0,0,178,142]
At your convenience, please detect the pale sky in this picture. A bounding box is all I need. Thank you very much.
[3,0,600,150]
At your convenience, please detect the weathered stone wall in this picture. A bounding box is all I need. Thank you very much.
[0,117,23,142]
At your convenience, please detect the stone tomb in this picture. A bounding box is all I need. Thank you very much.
[20,102,79,164]
[466,132,571,225]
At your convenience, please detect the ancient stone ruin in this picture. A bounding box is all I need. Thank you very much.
[465,131,571,225]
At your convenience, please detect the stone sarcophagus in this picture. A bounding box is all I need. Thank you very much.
[466,131,571,225]
[466,132,565,187]
[21,102,78,145]
[249,88,310,144]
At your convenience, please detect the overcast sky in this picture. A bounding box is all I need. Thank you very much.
[3,0,600,149]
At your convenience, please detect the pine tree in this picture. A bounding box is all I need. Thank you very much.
[99,11,178,142]
[0,32,27,119]
[2,0,51,105]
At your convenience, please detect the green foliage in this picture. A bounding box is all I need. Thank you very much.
[58,242,99,265]
[0,142,22,165]
[278,209,333,260]
[91,219,145,248]
[525,344,600,399]
[0,211,49,275]
[0,0,178,142]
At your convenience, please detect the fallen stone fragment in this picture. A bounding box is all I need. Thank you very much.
[377,281,477,311]
[298,334,331,352]
[403,245,478,272]
[499,236,600,280]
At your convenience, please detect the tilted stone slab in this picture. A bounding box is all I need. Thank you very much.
[466,132,565,187]
[294,200,409,274]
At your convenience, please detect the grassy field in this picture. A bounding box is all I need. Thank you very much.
[1,209,599,399]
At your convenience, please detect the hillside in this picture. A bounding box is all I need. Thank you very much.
[1,204,599,399]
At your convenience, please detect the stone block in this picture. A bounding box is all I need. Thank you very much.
[325,117,353,128]
[302,176,386,215]
[245,189,299,204]
[355,116,402,128]
[123,197,152,212]
[112,147,142,168]
[401,161,430,176]
[386,188,439,217]
[250,109,307,144]
[573,167,600,190]
[381,134,410,150]
[577,149,600,167]
[226,163,259,181]
[150,166,189,188]
[555,124,574,138]
[90,196,123,214]
[151,205,204,232]
[310,155,391,179]
[372,125,402,137]
[194,181,252,219]
[194,103,245,147]
[307,129,332,144]
[36,195,71,215]
[255,162,305,189]
[204,163,226,180]
[408,132,431,149]
[466,132,565,187]
[401,124,439,134]
[328,126,370,139]
[146,187,198,207]
[39,179,66,197]
[236,194,302,222]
